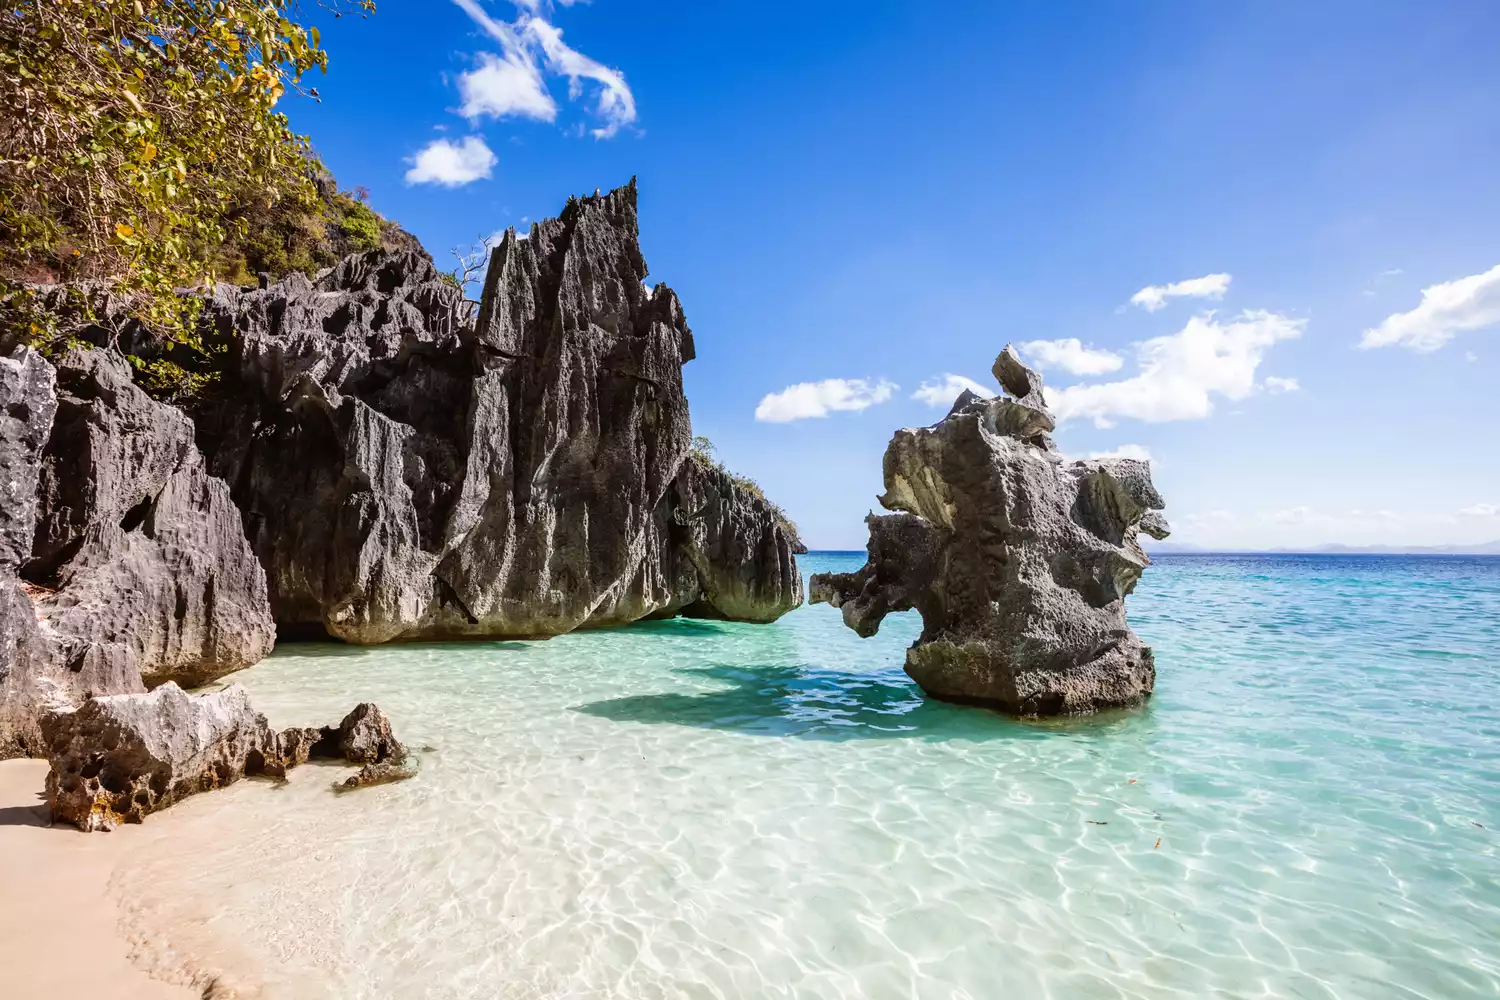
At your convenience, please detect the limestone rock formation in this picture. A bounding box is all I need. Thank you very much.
[325,702,406,765]
[0,345,276,757]
[42,683,413,830]
[25,349,276,688]
[4,180,802,756]
[666,457,804,622]
[44,682,275,830]
[810,346,1170,716]
[0,347,69,757]
[194,180,802,641]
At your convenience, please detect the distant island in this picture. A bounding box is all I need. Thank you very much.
[1145,540,1500,556]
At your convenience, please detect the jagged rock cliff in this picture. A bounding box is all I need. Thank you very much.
[0,345,276,757]
[0,347,69,757]
[194,179,802,642]
[810,346,1169,716]
[0,180,803,758]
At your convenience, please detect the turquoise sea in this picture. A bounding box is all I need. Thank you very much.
[117,552,1500,999]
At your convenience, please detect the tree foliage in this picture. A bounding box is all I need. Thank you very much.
[0,0,374,339]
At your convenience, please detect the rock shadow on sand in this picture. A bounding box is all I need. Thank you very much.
[573,662,1150,742]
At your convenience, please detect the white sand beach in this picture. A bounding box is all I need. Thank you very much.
[0,759,198,1000]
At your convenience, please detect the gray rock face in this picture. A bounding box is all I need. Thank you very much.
[666,457,804,622]
[0,345,275,757]
[810,345,1170,716]
[0,347,67,757]
[195,180,801,641]
[42,682,412,830]
[24,349,276,688]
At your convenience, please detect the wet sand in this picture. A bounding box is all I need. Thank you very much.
[0,759,198,1000]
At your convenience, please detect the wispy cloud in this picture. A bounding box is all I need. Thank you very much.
[459,51,556,122]
[1130,273,1232,312]
[1459,503,1500,517]
[1361,263,1500,352]
[755,378,897,423]
[450,0,636,139]
[1263,375,1300,394]
[524,17,636,138]
[1046,310,1304,428]
[911,374,991,407]
[1018,338,1123,376]
[405,136,497,187]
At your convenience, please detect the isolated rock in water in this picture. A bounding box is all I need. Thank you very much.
[338,758,417,791]
[194,180,801,641]
[43,682,414,828]
[42,683,274,831]
[810,345,1170,716]
[22,349,275,689]
[327,702,407,765]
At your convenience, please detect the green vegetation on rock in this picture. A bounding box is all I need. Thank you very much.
[0,0,422,396]
[689,435,802,543]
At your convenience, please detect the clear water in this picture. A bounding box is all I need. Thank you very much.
[115,553,1500,999]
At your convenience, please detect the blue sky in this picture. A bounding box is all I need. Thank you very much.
[289,0,1500,549]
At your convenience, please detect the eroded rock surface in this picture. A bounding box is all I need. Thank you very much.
[43,682,274,830]
[665,457,804,622]
[810,346,1169,716]
[0,347,66,757]
[25,349,277,687]
[42,683,412,829]
[194,180,802,641]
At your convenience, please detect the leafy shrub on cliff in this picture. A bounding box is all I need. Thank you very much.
[0,0,376,340]
[209,181,419,286]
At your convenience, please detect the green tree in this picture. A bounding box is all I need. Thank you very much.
[0,0,374,340]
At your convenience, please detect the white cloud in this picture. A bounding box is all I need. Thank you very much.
[524,18,636,138]
[1130,273,1232,312]
[1017,338,1123,376]
[404,136,497,187]
[755,378,897,423]
[1361,263,1500,352]
[911,374,992,407]
[1085,444,1154,463]
[1465,351,1479,363]
[1459,503,1500,517]
[1263,375,1300,394]
[459,51,556,122]
[449,0,636,139]
[1046,310,1304,427]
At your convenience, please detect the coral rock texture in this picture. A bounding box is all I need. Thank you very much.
[42,683,413,830]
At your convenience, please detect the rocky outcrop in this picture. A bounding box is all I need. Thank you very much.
[665,457,804,621]
[44,682,276,830]
[194,180,802,642]
[25,350,276,687]
[4,180,802,754]
[0,347,69,757]
[42,683,412,830]
[810,346,1169,716]
[0,345,276,757]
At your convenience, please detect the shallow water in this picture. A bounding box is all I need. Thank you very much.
[116,553,1500,999]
